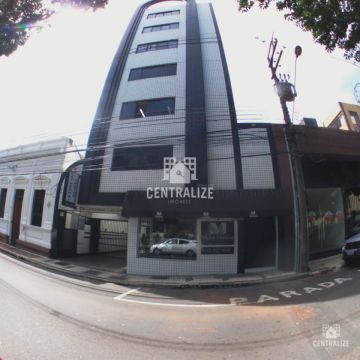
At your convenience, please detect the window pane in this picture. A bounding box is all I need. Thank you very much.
[31,190,45,227]
[147,10,179,19]
[136,40,178,53]
[138,218,197,259]
[112,145,172,171]
[129,64,176,81]
[307,188,345,255]
[145,98,175,116]
[136,44,148,53]
[0,188,7,218]
[142,23,179,33]
[120,102,137,119]
[120,98,175,119]
[128,68,142,81]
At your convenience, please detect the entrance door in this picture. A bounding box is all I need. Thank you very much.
[11,189,24,246]
[243,217,277,270]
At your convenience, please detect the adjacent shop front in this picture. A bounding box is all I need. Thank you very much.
[296,126,360,259]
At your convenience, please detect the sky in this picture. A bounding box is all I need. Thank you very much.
[0,0,359,151]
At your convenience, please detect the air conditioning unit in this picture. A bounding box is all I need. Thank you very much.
[302,117,318,128]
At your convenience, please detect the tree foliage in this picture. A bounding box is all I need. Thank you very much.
[0,0,108,57]
[238,0,360,62]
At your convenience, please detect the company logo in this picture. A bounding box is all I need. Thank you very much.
[163,157,197,184]
[313,324,349,348]
[146,157,214,203]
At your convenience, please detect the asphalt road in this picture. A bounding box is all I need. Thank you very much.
[0,253,360,360]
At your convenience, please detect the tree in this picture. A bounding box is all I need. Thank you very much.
[0,0,108,57]
[237,0,360,62]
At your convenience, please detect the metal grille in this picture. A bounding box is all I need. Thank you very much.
[98,220,128,253]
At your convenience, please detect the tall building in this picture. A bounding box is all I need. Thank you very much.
[68,0,295,276]
[326,102,360,131]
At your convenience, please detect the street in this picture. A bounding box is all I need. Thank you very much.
[0,253,360,360]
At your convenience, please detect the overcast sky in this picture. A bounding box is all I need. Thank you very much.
[0,0,359,151]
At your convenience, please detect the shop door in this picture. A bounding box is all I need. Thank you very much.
[244,217,277,269]
[11,189,24,246]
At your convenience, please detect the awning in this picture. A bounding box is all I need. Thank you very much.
[122,189,293,218]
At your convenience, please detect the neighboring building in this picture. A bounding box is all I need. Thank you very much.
[57,0,296,276]
[295,125,360,258]
[326,102,360,131]
[0,138,81,255]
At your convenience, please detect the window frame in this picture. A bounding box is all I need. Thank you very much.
[136,39,178,53]
[31,189,46,227]
[111,145,173,171]
[147,10,180,19]
[0,188,7,218]
[120,97,176,120]
[128,63,177,81]
[142,22,179,33]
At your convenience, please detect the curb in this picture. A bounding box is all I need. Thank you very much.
[0,247,341,290]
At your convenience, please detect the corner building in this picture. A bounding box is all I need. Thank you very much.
[77,0,295,275]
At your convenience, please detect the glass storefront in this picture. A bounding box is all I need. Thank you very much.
[138,218,197,259]
[307,188,345,255]
[345,190,360,237]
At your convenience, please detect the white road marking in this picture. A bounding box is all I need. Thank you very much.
[114,288,141,300]
[114,297,231,308]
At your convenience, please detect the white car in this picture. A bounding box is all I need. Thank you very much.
[342,233,360,265]
[150,238,197,257]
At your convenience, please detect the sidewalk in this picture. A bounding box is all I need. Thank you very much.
[0,242,343,288]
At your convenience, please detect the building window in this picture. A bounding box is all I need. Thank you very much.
[201,221,235,254]
[31,190,46,227]
[142,23,179,33]
[120,97,175,119]
[349,111,360,131]
[0,188,7,218]
[138,218,197,259]
[136,39,178,53]
[147,10,180,19]
[111,145,173,171]
[129,63,177,81]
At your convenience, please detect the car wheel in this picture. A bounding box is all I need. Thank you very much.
[344,259,353,266]
[153,248,161,256]
[185,250,195,257]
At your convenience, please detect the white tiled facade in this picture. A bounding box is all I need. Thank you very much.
[79,1,284,276]
[239,127,276,189]
[100,3,187,193]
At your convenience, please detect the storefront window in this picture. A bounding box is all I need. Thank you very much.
[201,221,235,254]
[307,188,345,255]
[345,190,360,237]
[138,218,197,259]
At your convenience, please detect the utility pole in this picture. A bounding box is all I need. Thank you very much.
[267,37,308,272]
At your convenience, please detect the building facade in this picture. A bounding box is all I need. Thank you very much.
[69,0,295,276]
[326,102,360,132]
[0,138,81,255]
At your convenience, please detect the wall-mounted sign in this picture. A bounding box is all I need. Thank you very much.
[62,171,81,208]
